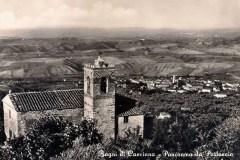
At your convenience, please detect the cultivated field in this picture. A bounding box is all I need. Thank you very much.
[1,29,240,84]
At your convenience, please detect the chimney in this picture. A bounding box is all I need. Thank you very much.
[9,90,12,95]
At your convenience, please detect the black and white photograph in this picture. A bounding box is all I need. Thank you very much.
[0,0,240,159]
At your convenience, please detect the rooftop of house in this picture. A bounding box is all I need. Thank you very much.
[158,112,171,116]
[117,107,144,117]
[4,89,84,112]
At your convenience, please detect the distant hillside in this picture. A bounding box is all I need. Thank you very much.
[0,45,47,54]
[0,54,239,80]
[0,36,240,81]
[114,60,235,77]
[74,42,117,50]
[0,59,81,78]
[0,41,117,55]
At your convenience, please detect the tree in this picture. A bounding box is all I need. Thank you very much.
[197,115,240,160]
[153,114,200,153]
[3,115,81,160]
[79,119,103,146]
[53,127,153,160]
[0,148,13,160]
[0,122,5,144]
[0,116,104,160]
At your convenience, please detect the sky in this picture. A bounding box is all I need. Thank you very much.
[0,0,240,30]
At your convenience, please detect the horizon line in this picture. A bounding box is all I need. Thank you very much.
[1,27,240,32]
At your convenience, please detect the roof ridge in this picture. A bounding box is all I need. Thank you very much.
[10,88,83,95]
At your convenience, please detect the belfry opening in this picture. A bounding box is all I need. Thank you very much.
[100,77,107,93]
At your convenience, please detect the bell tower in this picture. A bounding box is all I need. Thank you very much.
[84,56,116,137]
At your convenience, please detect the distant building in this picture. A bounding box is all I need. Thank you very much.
[130,79,140,84]
[172,75,176,84]
[155,84,169,89]
[222,86,234,91]
[167,89,177,93]
[200,88,212,93]
[214,94,227,98]
[191,85,203,91]
[147,81,155,90]
[181,107,191,111]
[182,85,189,90]
[177,90,185,93]
[213,87,221,92]
[157,112,171,119]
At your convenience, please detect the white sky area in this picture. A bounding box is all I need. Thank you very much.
[0,0,240,30]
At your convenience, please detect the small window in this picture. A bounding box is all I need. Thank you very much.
[124,116,129,123]
[9,130,12,139]
[9,110,11,119]
[100,77,107,93]
[87,76,90,94]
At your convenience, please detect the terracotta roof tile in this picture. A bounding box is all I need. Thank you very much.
[9,89,84,112]
[117,107,143,117]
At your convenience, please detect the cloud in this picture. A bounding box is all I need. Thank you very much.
[0,1,140,29]
[0,0,240,29]
[0,11,33,29]
[34,2,139,28]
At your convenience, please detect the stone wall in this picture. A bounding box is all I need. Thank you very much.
[84,68,94,96]
[18,108,83,136]
[84,66,116,138]
[118,115,144,137]
[92,69,116,138]
[84,95,94,118]
[3,100,19,139]
[83,67,116,97]
[93,96,115,138]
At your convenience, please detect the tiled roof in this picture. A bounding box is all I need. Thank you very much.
[8,89,84,112]
[117,107,144,117]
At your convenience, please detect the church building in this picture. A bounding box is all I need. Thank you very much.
[2,56,146,139]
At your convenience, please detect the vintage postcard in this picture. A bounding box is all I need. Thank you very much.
[0,0,240,160]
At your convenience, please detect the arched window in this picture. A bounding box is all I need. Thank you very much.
[87,76,90,94]
[100,77,107,93]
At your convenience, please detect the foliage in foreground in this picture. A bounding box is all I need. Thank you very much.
[196,115,240,160]
[1,112,240,160]
[52,130,153,160]
[0,116,103,160]
[53,114,240,160]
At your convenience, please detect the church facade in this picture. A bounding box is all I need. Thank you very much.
[2,89,84,139]
[2,57,146,139]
